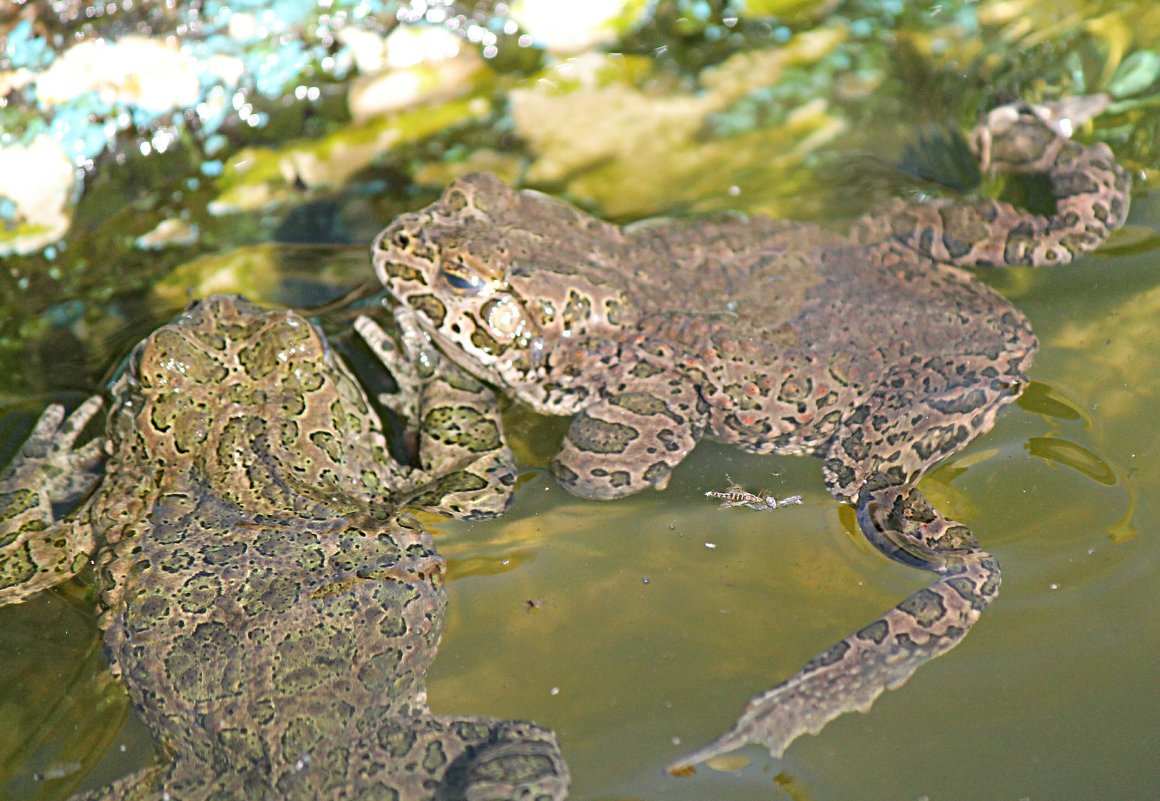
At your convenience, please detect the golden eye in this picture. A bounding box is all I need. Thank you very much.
[438,260,490,295]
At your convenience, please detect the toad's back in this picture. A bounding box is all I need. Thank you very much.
[599,215,1036,456]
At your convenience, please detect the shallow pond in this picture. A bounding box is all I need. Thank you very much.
[2,1,1159,799]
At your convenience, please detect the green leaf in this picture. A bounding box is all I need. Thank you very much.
[1107,50,1160,98]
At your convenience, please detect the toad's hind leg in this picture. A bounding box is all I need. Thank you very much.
[854,94,1131,267]
[669,487,998,772]
[671,358,1019,770]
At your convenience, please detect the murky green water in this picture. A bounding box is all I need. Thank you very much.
[3,2,1159,800]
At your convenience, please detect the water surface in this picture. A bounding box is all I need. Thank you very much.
[2,2,1159,799]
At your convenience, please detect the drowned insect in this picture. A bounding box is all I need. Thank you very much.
[705,482,803,511]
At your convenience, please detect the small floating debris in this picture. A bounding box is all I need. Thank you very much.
[706,753,752,772]
[705,485,804,511]
[33,761,82,781]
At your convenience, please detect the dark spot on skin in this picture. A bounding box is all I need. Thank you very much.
[357,647,405,691]
[561,291,592,335]
[551,461,580,487]
[378,726,418,758]
[443,188,469,212]
[898,588,947,627]
[856,619,890,644]
[177,571,224,614]
[423,740,449,772]
[802,640,850,673]
[411,471,490,509]
[409,294,447,327]
[566,416,639,455]
[470,326,505,357]
[642,462,671,486]
[0,541,35,589]
[590,468,632,488]
[609,392,672,417]
[629,362,666,379]
[379,259,423,283]
[604,297,625,326]
[422,407,502,452]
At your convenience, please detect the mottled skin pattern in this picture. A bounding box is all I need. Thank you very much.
[372,97,1131,766]
[0,296,568,801]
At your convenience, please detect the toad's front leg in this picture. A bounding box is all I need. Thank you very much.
[1,397,106,606]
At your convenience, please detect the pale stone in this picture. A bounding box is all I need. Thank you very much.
[509,0,645,54]
[35,36,201,114]
[347,26,482,121]
[0,135,78,255]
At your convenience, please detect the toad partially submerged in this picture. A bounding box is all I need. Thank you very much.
[0,295,568,800]
[371,96,1131,767]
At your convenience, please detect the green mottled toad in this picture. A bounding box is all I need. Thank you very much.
[0,295,568,800]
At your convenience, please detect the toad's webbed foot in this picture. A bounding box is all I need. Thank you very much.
[438,719,570,801]
[1,397,105,507]
[671,485,998,773]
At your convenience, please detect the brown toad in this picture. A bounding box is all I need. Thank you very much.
[0,295,568,800]
[371,96,1131,766]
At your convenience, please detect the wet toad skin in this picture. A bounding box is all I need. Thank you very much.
[0,295,568,800]
[371,96,1131,765]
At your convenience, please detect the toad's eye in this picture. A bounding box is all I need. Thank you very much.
[438,260,490,295]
